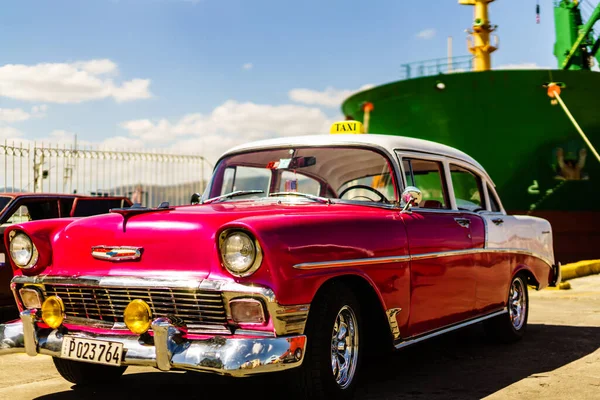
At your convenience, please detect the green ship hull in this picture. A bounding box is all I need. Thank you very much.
[342,69,600,263]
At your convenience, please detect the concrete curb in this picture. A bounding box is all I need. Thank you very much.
[561,260,600,281]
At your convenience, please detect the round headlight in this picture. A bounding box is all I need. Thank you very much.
[42,296,65,329]
[219,231,262,277]
[124,299,152,335]
[9,232,39,269]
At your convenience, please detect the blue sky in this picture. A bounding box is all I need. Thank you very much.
[0,0,577,162]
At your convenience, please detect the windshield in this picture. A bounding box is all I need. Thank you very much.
[0,196,12,213]
[205,146,398,204]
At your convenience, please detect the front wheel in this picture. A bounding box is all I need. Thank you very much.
[53,357,127,385]
[297,283,362,400]
[484,273,529,343]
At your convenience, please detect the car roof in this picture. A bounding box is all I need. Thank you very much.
[221,133,489,178]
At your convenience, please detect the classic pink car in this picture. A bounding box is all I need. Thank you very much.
[0,124,560,399]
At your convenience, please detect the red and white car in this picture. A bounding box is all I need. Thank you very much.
[0,122,560,399]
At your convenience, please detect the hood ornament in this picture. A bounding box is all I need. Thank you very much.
[92,246,143,261]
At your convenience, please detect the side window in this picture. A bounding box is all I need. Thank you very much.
[279,171,320,195]
[72,199,125,217]
[4,205,30,226]
[24,201,59,221]
[450,164,486,212]
[60,198,74,217]
[403,158,448,209]
[487,184,501,212]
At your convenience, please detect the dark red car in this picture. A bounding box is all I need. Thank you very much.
[0,193,132,320]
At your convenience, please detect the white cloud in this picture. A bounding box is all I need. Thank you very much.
[0,108,31,123]
[495,63,550,70]
[72,59,118,75]
[288,84,374,108]
[0,126,24,140]
[0,59,152,104]
[416,28,436,40]
[31,104,48,117]
[0,129,144,152]
[100,135,145,150]
[111,79,152,103]
[242,63,253,70]
[0,104,48,123]
[119,100,336,163]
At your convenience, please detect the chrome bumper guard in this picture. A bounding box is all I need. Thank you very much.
[0,311,307,377]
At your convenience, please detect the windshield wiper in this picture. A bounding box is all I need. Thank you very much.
[268,192,332,204]
[202,190,265,204]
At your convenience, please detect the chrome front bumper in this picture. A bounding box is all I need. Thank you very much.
[0,311,307,377]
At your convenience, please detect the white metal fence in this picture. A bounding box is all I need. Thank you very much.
[0,141,210,207]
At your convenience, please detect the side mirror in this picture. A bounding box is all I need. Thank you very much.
[190,193,201,205]
[401,186,422,212]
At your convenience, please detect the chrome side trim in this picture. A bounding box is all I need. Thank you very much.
[293,248,553,270]
[417,248,553,268]
[394,309,507,349]
[294,255,410,270]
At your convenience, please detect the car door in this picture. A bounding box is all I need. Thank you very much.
[398,155,477,337]
[448,163,497,315]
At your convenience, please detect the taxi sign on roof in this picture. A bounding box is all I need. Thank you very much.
[330,121,364,134]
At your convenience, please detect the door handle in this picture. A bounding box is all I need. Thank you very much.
[491,218,504,226]
[454,218,470,228]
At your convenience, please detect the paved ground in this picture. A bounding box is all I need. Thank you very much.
[0,275,598,400]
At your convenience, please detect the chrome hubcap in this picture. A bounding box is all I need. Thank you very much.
[509,278,526,330]
[330,305,359,389]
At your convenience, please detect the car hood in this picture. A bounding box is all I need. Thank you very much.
[45,199,382,279]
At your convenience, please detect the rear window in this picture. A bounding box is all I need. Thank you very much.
[450,164,485,212]
[72,199,130,217]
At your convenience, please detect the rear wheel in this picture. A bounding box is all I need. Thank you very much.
[484,273,529,343]
[297,282,362,400]
[53,357,127,385]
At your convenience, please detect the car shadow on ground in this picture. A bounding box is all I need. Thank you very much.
[35,323,600,400]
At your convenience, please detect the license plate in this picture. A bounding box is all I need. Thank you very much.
[61,336,123,366]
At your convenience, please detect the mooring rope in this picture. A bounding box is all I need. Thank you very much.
[552,90,600,164]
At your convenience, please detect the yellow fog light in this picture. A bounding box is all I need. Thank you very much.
[41,296,65,329]
[123,299,152,334]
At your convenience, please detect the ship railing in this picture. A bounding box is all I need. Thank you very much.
[400,55,474,80]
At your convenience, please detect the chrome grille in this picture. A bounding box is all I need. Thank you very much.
[43,285,228,327]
